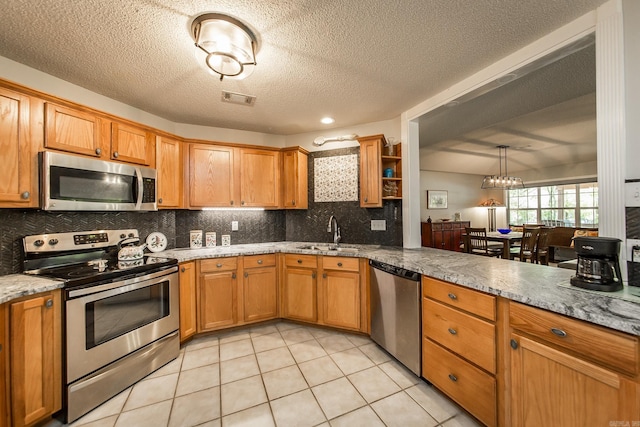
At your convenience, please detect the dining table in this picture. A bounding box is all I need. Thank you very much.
[485,231,523,259]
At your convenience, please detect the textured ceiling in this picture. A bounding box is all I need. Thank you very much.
[0,0,606,136]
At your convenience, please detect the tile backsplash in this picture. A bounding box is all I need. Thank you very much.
[0,146,403,275]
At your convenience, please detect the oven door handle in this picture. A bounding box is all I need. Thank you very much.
[68,266,178,299]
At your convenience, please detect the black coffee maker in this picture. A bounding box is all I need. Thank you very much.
[570,236,623,292]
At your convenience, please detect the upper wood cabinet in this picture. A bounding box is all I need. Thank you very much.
[281,147,308,209]
[111,122,155,166]
[44,102,107,158]
[240,148,280,208]
[357,134,383,207]
[156,136,183,208]
[0,87,37,207]
[188,143,239,208]
[9,290,62,427]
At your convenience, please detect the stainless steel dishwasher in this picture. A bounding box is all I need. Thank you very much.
[369,259,421,376]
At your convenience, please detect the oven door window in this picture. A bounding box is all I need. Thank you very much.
[85,281,170,349]
[51,166,136,203]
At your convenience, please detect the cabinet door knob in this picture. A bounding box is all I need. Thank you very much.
[180,267,185,273]
[95,148,102,155]
[550,328,567,338]
[291,200,296,205]
[230,200,234,205]
[510,339,519,350]
[21,191,30,199]
[257,259,263,264]
[45,299,53,308]
[232,273,236,279]
[448,374,458,382]
[113,151,119,158]
[312,273,316,279]
[447,293,457,300]
[241,201,245,205]
[448,328,457,335]
[337,262,343,267]
[323,273,327,278]
[364,197,368,203]
[244,272,249,278]
[158,198,163,204]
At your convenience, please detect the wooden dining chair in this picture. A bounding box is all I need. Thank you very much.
[510,226,539,262]
[534,227,552,265]
[465,227,502,258]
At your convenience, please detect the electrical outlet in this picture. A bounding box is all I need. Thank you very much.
[231,221,238,231]
[371,220,386,231]
[627,239,640,263]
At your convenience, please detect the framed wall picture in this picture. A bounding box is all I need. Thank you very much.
[427,190,448,209]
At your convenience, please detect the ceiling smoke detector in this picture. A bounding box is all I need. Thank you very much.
[221,91,256,106]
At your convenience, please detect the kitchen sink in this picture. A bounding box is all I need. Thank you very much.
[297,244,359,253]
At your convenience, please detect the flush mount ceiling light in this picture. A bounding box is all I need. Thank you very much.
[481,145,525,189]
[321,117,335,124]
[191,13,258,81]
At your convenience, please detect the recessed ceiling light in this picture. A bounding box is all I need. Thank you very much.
[321,117,335,124]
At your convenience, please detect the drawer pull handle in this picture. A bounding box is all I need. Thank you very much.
[297,259,303,264]
[257,259,263,264]
[550,328,567,338]
[448,328,457,335]
[337,262,343,267]
[216,263,223,268]
[447,293,457,300]
[448,374,458,382]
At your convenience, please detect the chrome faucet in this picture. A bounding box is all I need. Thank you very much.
[327,215,341,246]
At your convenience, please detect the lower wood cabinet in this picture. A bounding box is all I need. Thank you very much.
[179,262,197,343]
[319,257,362,331]
[198,258,238,331]
[422,277,497,426]
[1,303,8,427]
[8,290,62,427]
[281,254,318,323]
[508,302,640,426]
[242,254,278,322]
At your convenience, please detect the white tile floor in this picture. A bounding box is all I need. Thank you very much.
[59,321,482,427]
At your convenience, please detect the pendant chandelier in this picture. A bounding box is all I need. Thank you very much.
[191,13,258,81]
[481,145,525,189]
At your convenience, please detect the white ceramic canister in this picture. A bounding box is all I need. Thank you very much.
[190,230,203,248]
[221,234,231,246]
[206,232,217,247]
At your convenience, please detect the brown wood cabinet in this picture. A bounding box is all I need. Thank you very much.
[357,135,383,208]
[281,147,308,209]
[179,262,197,343]
[281,254,318,323]
[0,303,8,427]
[188,143,239,208]
[0,87,37,207]
[198,258,238,331]
[508,302,640,426]
[110,121,155,166]
[240,148,280,208]
[319,257,361,331]
[44,102,107,158]
[242,254,278,322]
[156,135,183,208]
[9,290,62,427]
[421,221,470,252]
[422,277,497,426]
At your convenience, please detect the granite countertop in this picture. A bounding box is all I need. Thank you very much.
[2,242,639,336]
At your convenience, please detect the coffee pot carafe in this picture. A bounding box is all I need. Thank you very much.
[570,236,622,292]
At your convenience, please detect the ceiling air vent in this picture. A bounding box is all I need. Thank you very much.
[221,91,256,106]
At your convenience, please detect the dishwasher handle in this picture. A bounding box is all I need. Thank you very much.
[369,259,420,281]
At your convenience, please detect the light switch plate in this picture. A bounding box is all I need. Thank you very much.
[627,239,640,263]
[625,182,640,207]
[231,221,239,231]
[371,220,386,231]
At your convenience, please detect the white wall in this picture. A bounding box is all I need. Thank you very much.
[624,0,640,179]
[420,170,506,229]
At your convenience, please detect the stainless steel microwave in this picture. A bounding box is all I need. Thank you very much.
[40,151,157,211]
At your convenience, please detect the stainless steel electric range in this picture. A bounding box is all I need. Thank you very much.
[23,229,179,423]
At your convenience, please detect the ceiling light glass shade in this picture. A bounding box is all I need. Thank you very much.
[481,145,525,189]
[191,13,258,81]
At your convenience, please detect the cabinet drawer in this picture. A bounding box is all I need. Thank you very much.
[423,277,496,321]
[423,338,496,427]
[284,254,317,268]
[510,302,639,376]
[322,256,359,272]
[200,257,238,272]
[423,298,496,374]
[244,254,276,269]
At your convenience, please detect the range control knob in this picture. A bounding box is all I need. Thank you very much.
[48,239,59,246]
[120,234,127,239]
[128,233,135,238]
[33,239,45,247]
